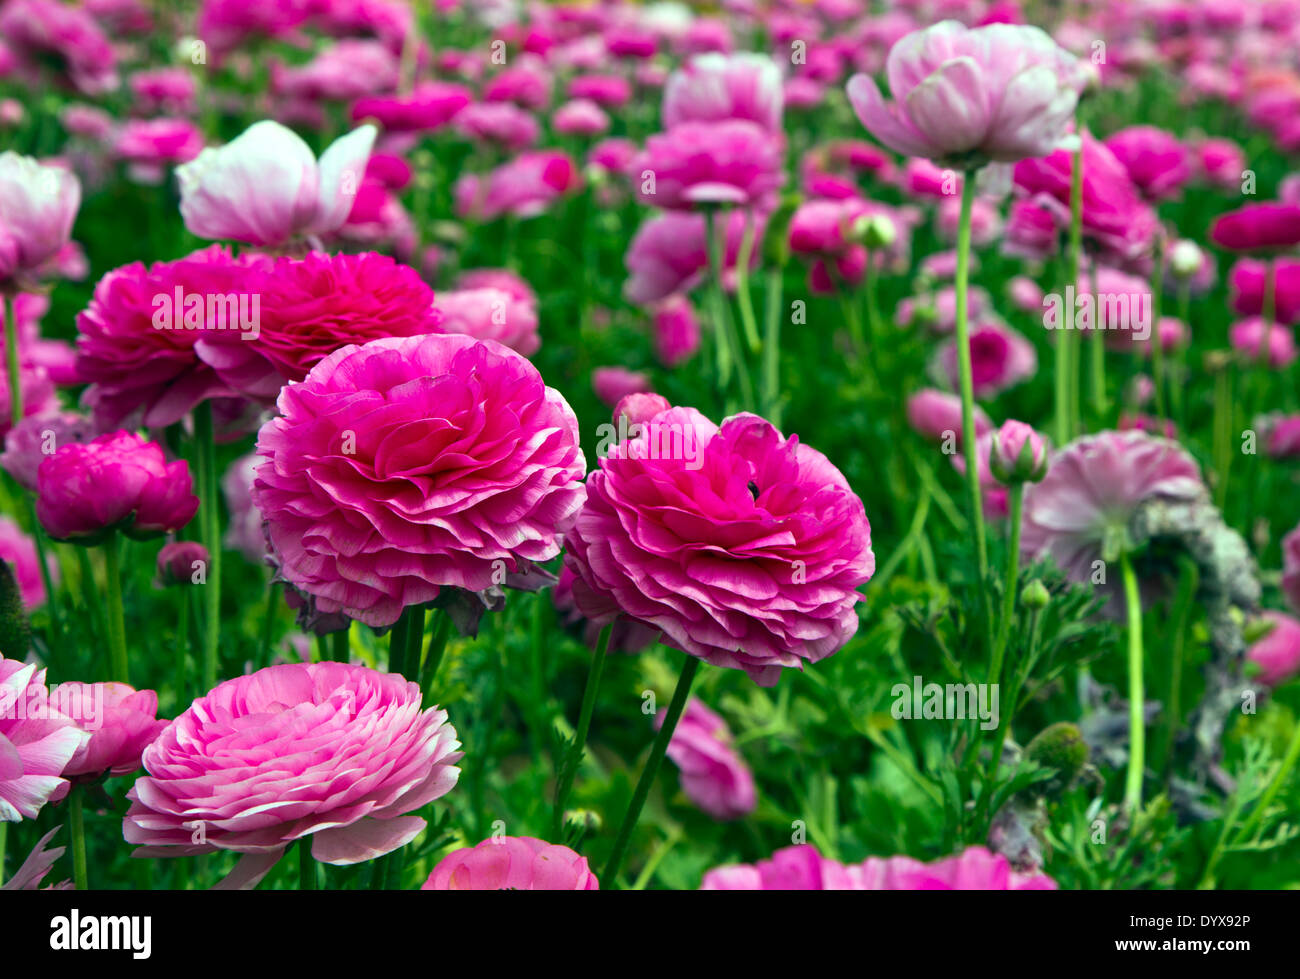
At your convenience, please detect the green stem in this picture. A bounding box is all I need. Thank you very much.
[1057,139,1084,445]
[176,585,189,704]
[990,483,1024,688]
[299,838,318,889]
[420,610,453,705]
[258,581,279,670]
[953,174,991,635]
[733,214,761,354]
[602,653,700,887]
[330,623,349,662]
[553,624,611,838]
[70,787,88,890]
[194,402,222,692]
[762,269,783,426]
[388,609,411,677]
[0,820,6,887]
[1121,551,1146,812]
[30,506,62,658]
[4,291,22,427]
[1159,556,1198,778]
[102,532,129,683]
[864,247,882,344]
[1149,235,1166,422]
[1089,261,1108,424]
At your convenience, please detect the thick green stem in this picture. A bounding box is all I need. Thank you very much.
[4,291,22,427]
[102,532,129,683]
[1121,551,1146,812]
[299,838,317,890]
[420,610,453,705]
[30,503,61,656]
[70,787,88,890]
[552,624,611,837]
[953,175,991,626]
[1056,139,1084,444]
[0,820,6,887]
[194,403,222,692]
[602,653,700,887]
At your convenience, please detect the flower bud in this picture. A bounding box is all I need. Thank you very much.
[1024,721,1088,795]
[1169,239,1203,279]
[156,540,209,587]
[856,213,897,249]
[1021,579,1050,609]
[988,420,1049,484]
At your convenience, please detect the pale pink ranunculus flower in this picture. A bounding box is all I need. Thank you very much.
[662,52,784,133]
[0,152,81,287]
[906,388,992,447]
[422,836,598,890]
[0,655,87,821]
[123,662,462,889]
[0,514,56,607]
[1247,610,1300,688]
[846,20,1086,168]
[631,120,783,210]
[177,119,376,247]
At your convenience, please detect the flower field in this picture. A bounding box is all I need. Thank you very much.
[0,0,1298,902]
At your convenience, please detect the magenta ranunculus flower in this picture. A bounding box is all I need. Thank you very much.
[624,209,762,304]
[846,21,1085,168]
[352,81,472,132]
[253,333,586,628]
[422,836,598,890]
[195,250,441,402]
[75,245,262,430]
[0,153,81,288]
[0,0,118,95]
[51,682,167,779]
[652,294,701,366]
[934,320,1037,398]
[700,844,1056,890]
[453,101,540,151]
[662,52,784,133]
[177,120,376,247]
[1103,125,1191,201]
[1209,202,1300,253]
[989,419,1049,484]
[0,515,55,608]
[123,662,462,888]
[631,120,783,210]
[0,655,86,821]
[36,431,199,544]
[435,287,539,357]
[1229,317,1297,369]
[1229,257,1300,326]
[565,406,874,686]
[1247,611,1300,688]
[455,150,580,220]
[659,698,756,820]
[592,366,652,407]
[1020,430,1207,614]
[1284,524,1300,614]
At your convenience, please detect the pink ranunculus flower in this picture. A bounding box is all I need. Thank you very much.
[591,366,652,407]
[0,825,69,890]
[123,662,462,888]
[155,540,210,587]
[0,153,81,288]
[1229,317,1297,369]
[128,66,198,114]
[1103,126,1191,201]
[1229,258,1300,326]
[553,98,609,136]
[177,120,377,247]
[1210,202,1300,253]
[422,836,598,890]
[36,431,199,544]
[652,294,701,366]
[452,101,540,151]
[564,406,874,686]
[1285,524,1300,614]
[221,452,264,564]
[1012,131,1159,263]
[194,250,441,402]
[659,699,756,820]
[1264,414,1300,458]
[52,682,167,779]
[624,209,763,304]
[456,268,538,306]
[2,412,96,492]
[906,388,992,446]
[1247,611,1300,688]
[934,320,1037,398]
[846,21,1085,168]
[701,844,1056,889]
[253,334,586,628]
[435,287,539,356]
[1193,138,1245,192]
[454,150,580,220]
[114,118,204,183]
[0,0,118,95]
[952,431,1009,520]
[0,515,55,607]
[0,655,87,821]
[1020,430,1207,615]
[0,363,55,440]
[631,120,783,210]
[662,52,784,133]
